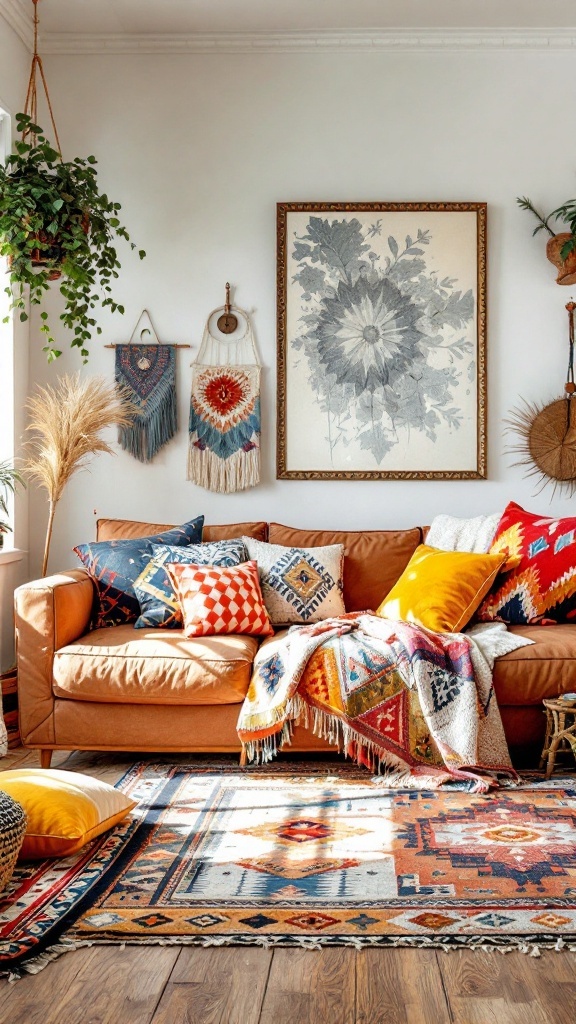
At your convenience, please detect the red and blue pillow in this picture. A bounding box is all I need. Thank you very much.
[74,516,204,627]
[478,501,576,624]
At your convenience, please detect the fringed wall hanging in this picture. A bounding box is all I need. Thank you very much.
[507,301,576,497]
[188,285,261,493]
[106,311,191,463]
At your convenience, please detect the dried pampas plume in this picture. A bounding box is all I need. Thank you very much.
[506,396,576,499]
[25,373,135,576]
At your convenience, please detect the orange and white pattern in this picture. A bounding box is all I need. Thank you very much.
[166,559,273,638]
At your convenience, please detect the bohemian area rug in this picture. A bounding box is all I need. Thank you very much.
[3,759,576,977]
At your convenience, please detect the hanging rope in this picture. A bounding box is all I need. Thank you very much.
[564,301,576,436]
[22,0,62,155]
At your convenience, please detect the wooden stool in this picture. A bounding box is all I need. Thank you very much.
[540,698,576,778]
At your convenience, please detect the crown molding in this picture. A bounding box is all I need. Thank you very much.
[0,0,32,49]
[1,14,575,56]
[40,27,576,55]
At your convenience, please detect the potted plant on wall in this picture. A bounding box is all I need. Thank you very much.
[0,113,145,362]
[517,195,576,285]
[0,461,25,550]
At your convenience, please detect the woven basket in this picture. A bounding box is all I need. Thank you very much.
[0,790,27,892]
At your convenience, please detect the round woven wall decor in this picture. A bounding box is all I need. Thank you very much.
[507,397,576,497]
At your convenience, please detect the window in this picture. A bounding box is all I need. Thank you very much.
[0,107,16,534]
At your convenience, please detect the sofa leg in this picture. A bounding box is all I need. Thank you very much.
[239,747,247,767]
[39,750,53,769]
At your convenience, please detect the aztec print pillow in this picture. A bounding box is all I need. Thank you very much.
[165,560,273,639]
[74,516,204,628]
[478,501,576,624]
[242,536,345,626]
[134,539,247,629]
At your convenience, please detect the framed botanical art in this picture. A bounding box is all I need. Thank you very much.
[277,202,486,479]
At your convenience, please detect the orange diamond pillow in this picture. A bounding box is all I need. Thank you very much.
[166,560,274,638]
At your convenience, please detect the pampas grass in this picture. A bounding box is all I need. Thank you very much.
[25,373,135,576]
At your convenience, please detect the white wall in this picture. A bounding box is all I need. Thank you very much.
[0,18,30,670]
[25,47,576,574]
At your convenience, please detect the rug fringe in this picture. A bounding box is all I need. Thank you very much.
[5,932,576,978]
[1,939,93,983]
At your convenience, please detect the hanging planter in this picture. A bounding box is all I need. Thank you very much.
[0,0,145,361]
[545,233,576,286]
[517,195,576,286]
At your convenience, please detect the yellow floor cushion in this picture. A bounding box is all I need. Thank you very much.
[0,768,136,860]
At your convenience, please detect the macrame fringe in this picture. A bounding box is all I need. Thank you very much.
[118,378,177,463]
[187,441,260,494]
[4,932,575,980]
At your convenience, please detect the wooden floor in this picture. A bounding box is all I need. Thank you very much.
[2,747,576,1024]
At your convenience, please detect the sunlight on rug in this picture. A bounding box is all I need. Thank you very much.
[2,758,576,978]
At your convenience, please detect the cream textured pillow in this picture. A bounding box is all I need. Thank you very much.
[242,536,345,625]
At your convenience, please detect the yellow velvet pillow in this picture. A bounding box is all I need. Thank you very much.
[377,544,507,633]
[0,768,136,860]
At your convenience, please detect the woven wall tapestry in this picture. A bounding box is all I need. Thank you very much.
[188,308,261,493]
[115,343,177,463]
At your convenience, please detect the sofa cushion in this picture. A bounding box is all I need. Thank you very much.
[242,537,345,625]
[134,540,247,629]
[166,561,274,639]
[53,626,259,705]
[75,517,204,627]
[377,544,507,633]
[480,502,576,624]
[268,523,422,613]
[96,517,267,543]
[494,624,576,706]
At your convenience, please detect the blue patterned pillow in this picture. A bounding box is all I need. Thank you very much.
[133,539,247,628]
[74,517,204,627]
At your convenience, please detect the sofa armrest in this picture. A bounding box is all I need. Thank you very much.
[14,569,94,745]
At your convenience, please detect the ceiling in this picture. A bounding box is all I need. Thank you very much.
[2,0,576,51]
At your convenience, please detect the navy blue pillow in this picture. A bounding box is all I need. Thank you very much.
[74,516,204,627]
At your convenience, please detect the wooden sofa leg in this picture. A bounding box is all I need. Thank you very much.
[39,750,53,769]
[239,747,247,767]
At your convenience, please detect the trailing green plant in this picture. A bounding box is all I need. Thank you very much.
[0,460,25,543]
[0,113,145,362]
[517,195,576,260]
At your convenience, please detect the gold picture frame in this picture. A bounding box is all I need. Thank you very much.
[277,201,487,480]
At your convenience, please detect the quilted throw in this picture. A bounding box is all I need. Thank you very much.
[237,615,515,792]
[115,344,177,463]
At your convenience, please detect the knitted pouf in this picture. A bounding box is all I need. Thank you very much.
[0,789,27,892]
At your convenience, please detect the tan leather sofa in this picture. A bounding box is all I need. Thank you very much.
[14,517,576,769]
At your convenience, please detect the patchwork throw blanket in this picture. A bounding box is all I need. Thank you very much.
[238,615,530,791]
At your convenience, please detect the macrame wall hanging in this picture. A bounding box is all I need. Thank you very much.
[507,301,576,497]
[106,311,190,463]
[188,285,261,493]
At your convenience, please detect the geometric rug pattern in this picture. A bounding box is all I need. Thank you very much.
[3,760,576,972]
